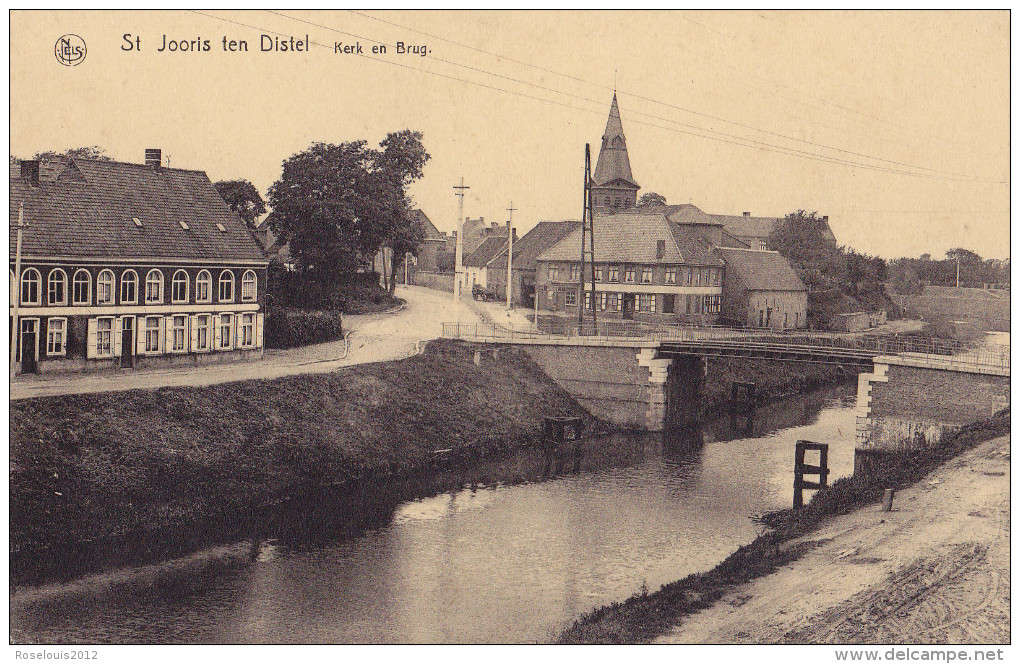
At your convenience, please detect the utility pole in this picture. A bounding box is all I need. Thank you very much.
[453,177,470,304]
[577,144,596,333]
[506,200,517,310]
[10,203,26,382]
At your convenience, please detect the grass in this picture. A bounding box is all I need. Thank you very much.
[10,340,592,584]
[556,407,1010,644]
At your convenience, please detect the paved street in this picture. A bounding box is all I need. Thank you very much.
[9,285,485,400]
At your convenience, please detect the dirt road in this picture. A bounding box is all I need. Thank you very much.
[10,285,483,400]
[656,434,1010,644]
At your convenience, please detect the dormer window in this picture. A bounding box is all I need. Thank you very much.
[132,217,143,227]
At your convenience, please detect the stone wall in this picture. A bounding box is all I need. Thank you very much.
[856,360,1009,451]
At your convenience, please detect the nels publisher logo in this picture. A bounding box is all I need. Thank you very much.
[55,34,86,66]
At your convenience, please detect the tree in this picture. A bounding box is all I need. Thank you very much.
[267,131,430,291]
[214,179,267,229]
[768,210,845,281]
[32,146,111,161]
[637,192,667,207]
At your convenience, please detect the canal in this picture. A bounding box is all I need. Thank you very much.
[12,384,858,644]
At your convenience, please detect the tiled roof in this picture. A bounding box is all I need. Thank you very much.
[719,230,750,248]
[537,210,723,266]
[463,235,508,267]
[716,247,806,292]
[487,220,581,271]
[10,158,267,263]
[411,209,446,243]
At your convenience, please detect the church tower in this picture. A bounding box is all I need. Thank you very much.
[592,93,640,210]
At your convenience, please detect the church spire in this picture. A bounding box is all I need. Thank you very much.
[592,93,640,209]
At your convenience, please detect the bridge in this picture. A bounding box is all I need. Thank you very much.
[441,321,1009,371]
[442,321,1010,449]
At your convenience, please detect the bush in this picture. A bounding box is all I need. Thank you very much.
[263,307,344,349]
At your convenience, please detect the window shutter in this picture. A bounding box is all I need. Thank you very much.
[650,295,656,313]
[212,314,221,350]
[137,319,147,355]
[86,318,98,359]
[616,294,622,311]
[113,318,123,358]
[190,315,199,351]
[255,313,264,349]
[160,316,168,354]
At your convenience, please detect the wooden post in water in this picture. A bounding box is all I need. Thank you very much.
[793,440,829,508]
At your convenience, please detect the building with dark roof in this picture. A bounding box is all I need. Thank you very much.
[9,150,269,375]
[370,209,447,286]
[715,246,808,329]
[535,209,726,324]
[462,234,509,291]
[486,220,580,308]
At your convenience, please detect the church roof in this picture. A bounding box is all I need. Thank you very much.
[592,94,639,189]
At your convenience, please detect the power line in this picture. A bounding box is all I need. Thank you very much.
[190,11,1005,184]
[344,10,966,178]
[270,11,991,182]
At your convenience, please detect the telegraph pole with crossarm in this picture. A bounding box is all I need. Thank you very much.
[452,177,470,304]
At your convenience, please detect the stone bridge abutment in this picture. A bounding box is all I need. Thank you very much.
[521,344,705,431]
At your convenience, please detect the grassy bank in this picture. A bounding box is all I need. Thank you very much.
[557,408,1010,643]
[10,340,592,584]
[703,356,858,413]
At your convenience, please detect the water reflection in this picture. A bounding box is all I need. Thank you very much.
[12,385,858,644]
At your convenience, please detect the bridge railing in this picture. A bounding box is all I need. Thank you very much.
[440,322,1009,370]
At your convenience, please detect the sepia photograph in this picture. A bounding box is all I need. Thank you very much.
[7,8,1011,657]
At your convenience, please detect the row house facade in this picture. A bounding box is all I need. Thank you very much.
[10,152,269,375]
[534,210,726,324]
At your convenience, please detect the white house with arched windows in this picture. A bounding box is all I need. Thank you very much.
[9,152,269,374]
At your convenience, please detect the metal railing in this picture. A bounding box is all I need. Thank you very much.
[441,321,1010,371]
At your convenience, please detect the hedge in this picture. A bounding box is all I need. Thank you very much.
[263,307,344,349]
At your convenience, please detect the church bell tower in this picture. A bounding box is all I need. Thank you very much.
[592,93,640,210]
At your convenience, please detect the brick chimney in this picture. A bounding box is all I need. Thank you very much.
[20,160,40,187]
[743,211,750,217]
[144,148,162,171]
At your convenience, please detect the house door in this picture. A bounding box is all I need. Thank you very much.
[766,307,773,328]
[622,294,636,319]
[121,317,134,368]
[20,319,38,374]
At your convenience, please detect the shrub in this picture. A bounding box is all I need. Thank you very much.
[263,307,344,349]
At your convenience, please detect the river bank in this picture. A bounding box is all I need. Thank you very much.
[10,339,859,587]
[10,340,592,585]
[13,385,862,644]
[556,408,1010,643]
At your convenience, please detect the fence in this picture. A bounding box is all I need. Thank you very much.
[441,321,1010,371]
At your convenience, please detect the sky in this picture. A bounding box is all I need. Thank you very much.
[10,10,1011,260]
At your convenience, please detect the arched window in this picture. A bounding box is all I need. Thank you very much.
[97,269,115,305]
[196,270,212,303]
[20,268,41,305]
[48,269,67,305]
[241,270,257,302]
[218,270,234,303]
[171,270,189,303]
[145,269,163,303]
[121,270,138,304]
[72,269,91,305]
